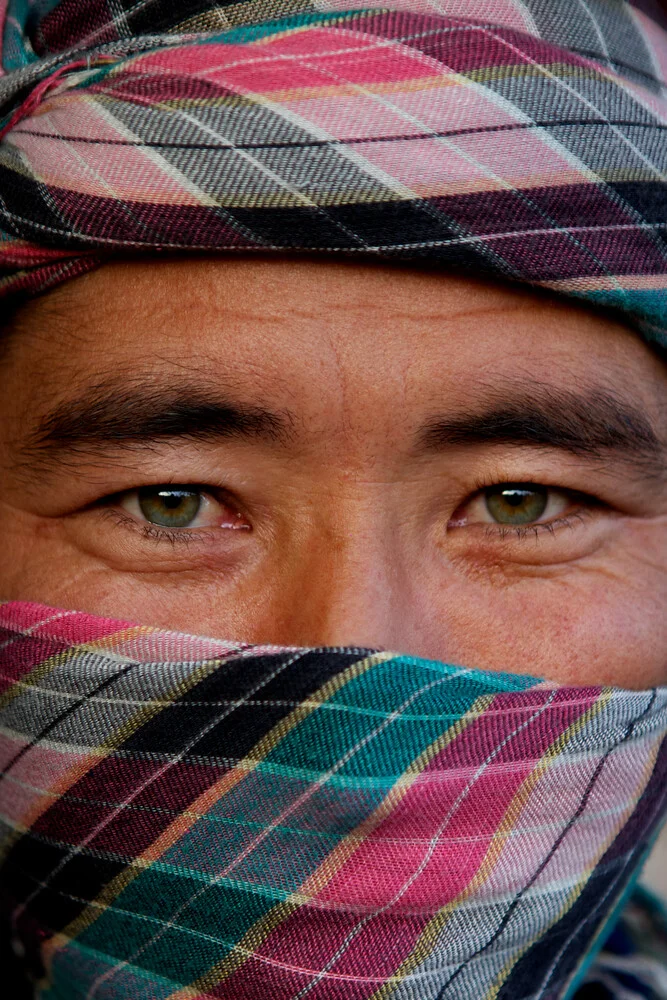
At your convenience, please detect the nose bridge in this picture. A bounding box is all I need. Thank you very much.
[289,488,410,649]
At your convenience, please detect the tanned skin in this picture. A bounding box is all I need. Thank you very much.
[1,257,665,686]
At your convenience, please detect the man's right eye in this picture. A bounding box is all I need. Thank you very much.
[118,485,249,532]
[136,486,204,528]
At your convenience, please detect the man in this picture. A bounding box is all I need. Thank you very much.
[0,2,665,998]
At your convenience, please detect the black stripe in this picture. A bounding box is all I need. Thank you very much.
[123,649,367,756]
[0,649,366,939]
[508,734,667,1000]
[0,163,72,243]
[610,181,667,224]
[437,693,660,1000]
[13,119,667,151]
[0,660,136,787]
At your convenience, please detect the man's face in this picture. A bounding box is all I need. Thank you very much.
[1,258,665,686]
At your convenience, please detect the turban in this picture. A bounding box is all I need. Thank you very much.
[0,0,666,355]
[0,600,666,1000]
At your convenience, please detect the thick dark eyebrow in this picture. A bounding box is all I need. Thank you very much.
[27,380,294,459]
[418,383,665,479]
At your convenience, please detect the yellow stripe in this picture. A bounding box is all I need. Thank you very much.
[1,630,223,864]
[370,690,616,1000]
[43,651,391,974]
[167,693,496,1000]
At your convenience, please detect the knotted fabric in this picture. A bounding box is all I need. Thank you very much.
[0,600,666,1000]
[1,0,667,352]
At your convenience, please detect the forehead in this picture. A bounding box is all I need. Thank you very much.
[5,256,664,419]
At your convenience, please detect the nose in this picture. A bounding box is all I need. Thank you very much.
[265,496,431,654]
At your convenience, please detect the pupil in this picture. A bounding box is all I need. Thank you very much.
[484,484,548,525]
[504,491,527,508]
[161,493,184,510]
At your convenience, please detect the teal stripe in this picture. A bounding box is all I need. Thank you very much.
[72,657,538,987]
[580,287,667,326]
[3,0,62,72]
[578,288,667,351]
[3,0,35,72]
[211,9,374,46]
[45,937,183,1000]
[262,657,536,780]
[70,876,273,984]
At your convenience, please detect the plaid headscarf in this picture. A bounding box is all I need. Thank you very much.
[0,0,667,353]
[0,601,666,1000]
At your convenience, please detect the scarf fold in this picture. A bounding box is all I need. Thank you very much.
[1,600,665,1000]
[0,0,667,352]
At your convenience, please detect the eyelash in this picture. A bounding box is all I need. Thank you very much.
[483,509,592,542]
[468,475,598,541]
[100,482,600,548]
[100,507,218,547]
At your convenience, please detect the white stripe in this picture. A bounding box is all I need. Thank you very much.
[574,0,613,64]
[0,608,77,652]
[85,662,467,998]
[292,692,562,999]
[12,648,312,925]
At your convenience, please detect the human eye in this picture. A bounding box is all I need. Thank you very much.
[111,484,249,541]
[449,482,595,539]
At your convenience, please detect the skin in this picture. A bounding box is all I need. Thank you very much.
[0,257,665,687]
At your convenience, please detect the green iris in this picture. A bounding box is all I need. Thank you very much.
[138,487,202,528]
[485,485,548,525]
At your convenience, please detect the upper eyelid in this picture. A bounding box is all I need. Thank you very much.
[471,481,582,497]
[114,485,226,509]
[461,483,586,512]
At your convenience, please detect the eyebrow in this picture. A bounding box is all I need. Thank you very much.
[26,381,294,460]
[418,382,667,478]
[24,375,665,479]
[418,382,665,478]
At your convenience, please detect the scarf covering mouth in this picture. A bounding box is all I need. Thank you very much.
[0,2,666,354]
[0,602,666,1000]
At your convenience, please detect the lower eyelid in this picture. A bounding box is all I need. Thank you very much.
[482,509,593,540]
[448,497,597,544]
[102,504,253,551]
[100,507,215,544]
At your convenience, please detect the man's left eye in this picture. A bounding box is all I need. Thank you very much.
[119,486,245,530]
[453,483,576,528]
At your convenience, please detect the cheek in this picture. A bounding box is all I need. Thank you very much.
[0,505,264,636]
[2,503,665,689]
[427,553,666,688]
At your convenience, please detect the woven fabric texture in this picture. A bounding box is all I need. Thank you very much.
[0,600,666,1000]
[0,0,666,351]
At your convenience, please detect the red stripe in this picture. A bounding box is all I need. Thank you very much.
[212,688,600,1000]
